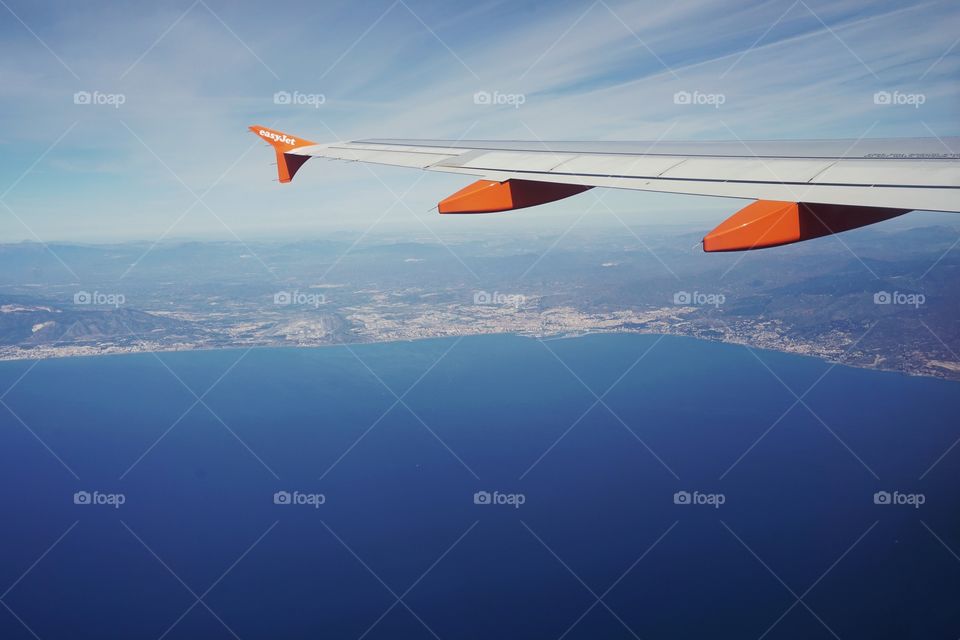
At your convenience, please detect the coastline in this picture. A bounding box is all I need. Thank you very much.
[1,326,957,385]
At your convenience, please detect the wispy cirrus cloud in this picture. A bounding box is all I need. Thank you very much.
[0,0,956,242]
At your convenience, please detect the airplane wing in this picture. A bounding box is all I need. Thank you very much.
[249,125,960,252]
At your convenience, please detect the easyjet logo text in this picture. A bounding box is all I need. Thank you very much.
[259,130,297,146]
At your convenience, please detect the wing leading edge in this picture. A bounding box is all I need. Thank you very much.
[249,125,960,252]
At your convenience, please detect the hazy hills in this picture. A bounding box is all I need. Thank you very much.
[0,221,956,378]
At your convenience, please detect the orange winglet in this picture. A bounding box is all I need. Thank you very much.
[438,179,592,214]
[702,200,911,252]
[249,125,317,183]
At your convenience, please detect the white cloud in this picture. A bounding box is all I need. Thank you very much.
[0,0,956,242]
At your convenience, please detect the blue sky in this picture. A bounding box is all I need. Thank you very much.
[0,0,957,242]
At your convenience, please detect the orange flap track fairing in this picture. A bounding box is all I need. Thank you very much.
[702,200,911,252]
[437,179,593,214]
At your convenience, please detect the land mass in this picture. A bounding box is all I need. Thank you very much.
[0,222,957,380]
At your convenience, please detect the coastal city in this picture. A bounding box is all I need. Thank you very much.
[0,226,956,379]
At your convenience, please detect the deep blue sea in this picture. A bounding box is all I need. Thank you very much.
[1,333,958,639]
